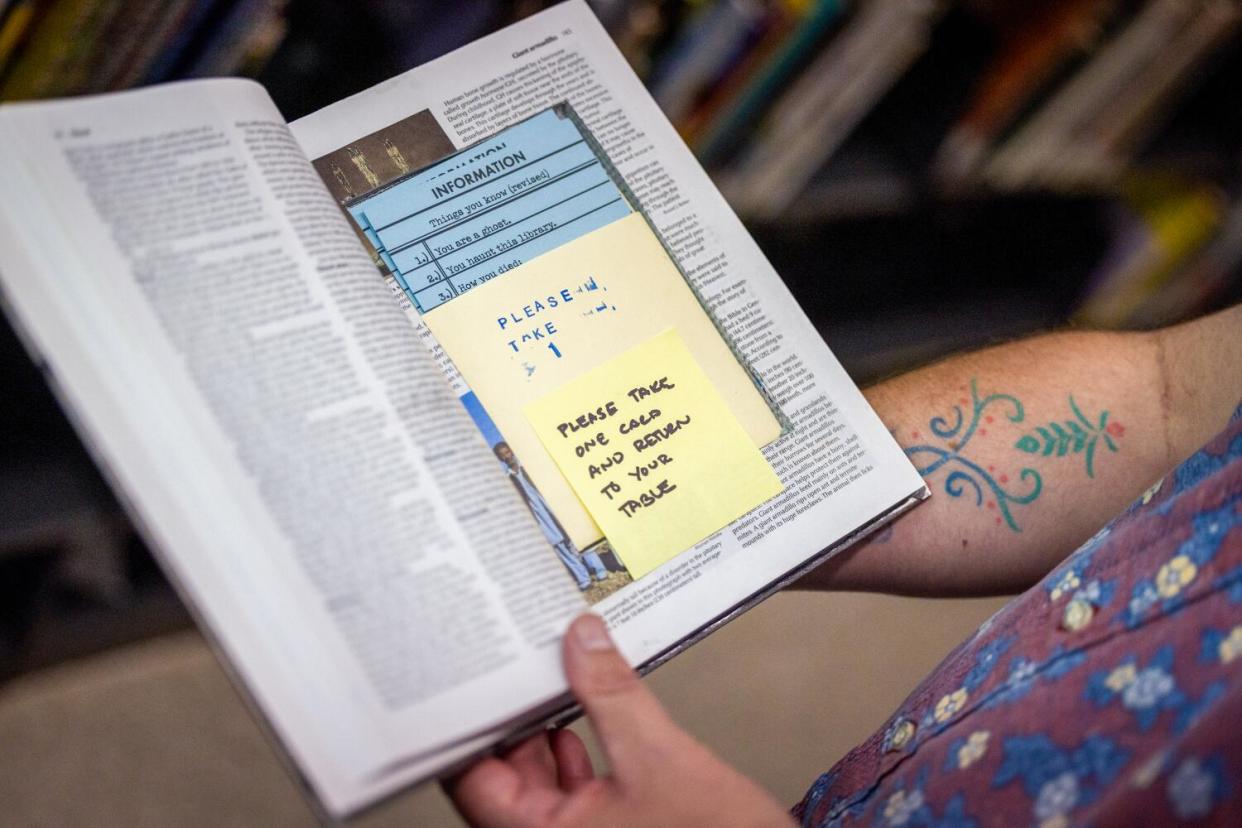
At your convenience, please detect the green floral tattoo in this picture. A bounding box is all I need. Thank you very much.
[1014,396,1125,477]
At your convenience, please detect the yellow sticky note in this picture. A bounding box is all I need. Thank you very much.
[524,329,783,579]
[423,213,782,551]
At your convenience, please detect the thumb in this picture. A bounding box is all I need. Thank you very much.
[562,614,678,782]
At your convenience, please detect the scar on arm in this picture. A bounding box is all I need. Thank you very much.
[1155,331,1174,468]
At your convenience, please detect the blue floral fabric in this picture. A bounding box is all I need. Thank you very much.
[795,407,1242,827]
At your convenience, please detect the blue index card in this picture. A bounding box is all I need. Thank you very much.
[347,107,634,312]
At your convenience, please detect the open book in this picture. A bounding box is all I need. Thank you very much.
[0,1,926,819]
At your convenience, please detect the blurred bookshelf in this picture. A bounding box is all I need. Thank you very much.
[1,0,1240,676]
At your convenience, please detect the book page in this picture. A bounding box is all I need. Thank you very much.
[290,0,926,717]
[0,79,588,817]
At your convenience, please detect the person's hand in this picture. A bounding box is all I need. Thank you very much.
[447,614,794,828]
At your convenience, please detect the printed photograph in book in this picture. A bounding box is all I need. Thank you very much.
[312,109,455,204]
[460,392,632,603]
[334,102,788,594]
[310,108,457,274]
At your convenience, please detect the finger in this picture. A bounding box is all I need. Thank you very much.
[562,614,676,779]
[503,733,560,793]
[448,749,570,828]
[446,757,526,828]
[550,728,595,792]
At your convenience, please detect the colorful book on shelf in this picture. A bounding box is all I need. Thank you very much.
[648,0,772,127]
[1076,173,1224,326]
[88,0,187,92]
[137,0,227,85]
[1133,195,1242,326]
[931,0,1120,185]
[183,0,286,79]
[0,0,42,80]
[721,0,943,218]
[675,0,801,147]
[0,0,101,99]
[1080,0,1241,172]
[694,0,845,166]
[982,0,1205,191]
[0,0,290,100]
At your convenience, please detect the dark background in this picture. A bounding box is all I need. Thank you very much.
[1,0,1239,680]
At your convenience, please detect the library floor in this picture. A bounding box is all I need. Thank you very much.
[0,590,1006,826]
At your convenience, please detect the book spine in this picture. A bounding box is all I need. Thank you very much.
[1087,0,1241,165]
[0,0,42,80]
[678,3,791,145]
[696,0,845,166]
[137,0,227,84]
[83,0,168,92]
[1134,196,1242,326]
[724,0,941,218]
[1077,175,1224,325]
[649,0,769,125]
[983,0,1197,191]
[0,0,103,99]
[181,0,285,78]
[930,0,1120,185]
[46,0,124,95]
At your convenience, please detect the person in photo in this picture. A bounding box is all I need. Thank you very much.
[495,441,611,591]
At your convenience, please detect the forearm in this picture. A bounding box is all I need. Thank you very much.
[797,305,1242,596]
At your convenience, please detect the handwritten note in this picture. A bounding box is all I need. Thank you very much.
[423,212,783,551]
[524,329,783,579]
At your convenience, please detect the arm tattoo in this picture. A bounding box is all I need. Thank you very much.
[902,380,1125,533]
[1014,395,1124,478]
[904,380,1042,532]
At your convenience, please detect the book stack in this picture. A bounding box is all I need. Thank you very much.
[1075,172,1226,327]
[711,0,943,219]
[1074,173,1242,328]
[593,0,1241,327]
[614,0,945,219]
[940,0,1242,193]
[0,0,290,101]
[925,0,1242,328]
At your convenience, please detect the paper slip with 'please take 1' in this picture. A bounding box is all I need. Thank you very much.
[524,329,784,578]
[421,207,783,552]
